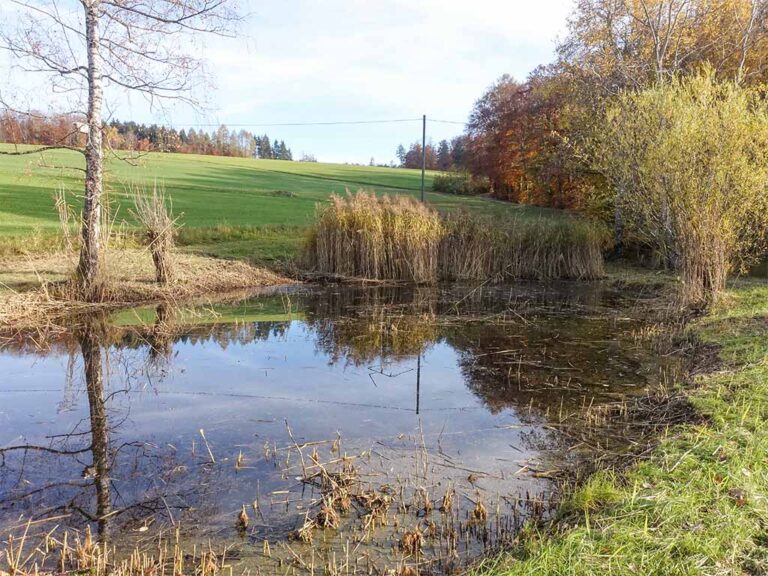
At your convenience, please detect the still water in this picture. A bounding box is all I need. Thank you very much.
[0,283,679,574]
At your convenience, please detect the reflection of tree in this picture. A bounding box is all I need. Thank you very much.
[0,320,116,540]
[80,320,112,539]
[0,320,223,542]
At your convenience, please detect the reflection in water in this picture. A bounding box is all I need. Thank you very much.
[0,284,681,573]
[79,321,112,540]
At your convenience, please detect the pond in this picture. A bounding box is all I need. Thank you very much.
[0,283,681,574]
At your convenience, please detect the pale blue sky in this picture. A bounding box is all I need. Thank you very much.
[1,0,574,163]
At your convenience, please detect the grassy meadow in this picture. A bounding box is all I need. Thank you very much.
[0,144,559,263]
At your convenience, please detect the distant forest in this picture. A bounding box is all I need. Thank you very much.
[0,112,294,159]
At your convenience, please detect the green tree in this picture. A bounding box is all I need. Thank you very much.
[437,140,451,171]
[396,144,407,166]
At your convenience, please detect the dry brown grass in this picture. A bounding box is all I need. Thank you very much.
[439,212,606,282]
[1,524,231,576]
[129,183,178,285]
[0,249,290,331]
[304,190,444,282]
[303,191,606,283]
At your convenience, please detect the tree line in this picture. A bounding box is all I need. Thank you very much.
[0,112,295,160]
[450,0,768,211]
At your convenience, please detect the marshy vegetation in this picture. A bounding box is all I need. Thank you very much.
[303,191,444,283]
[439,211,605,282]
[303,191,606,283]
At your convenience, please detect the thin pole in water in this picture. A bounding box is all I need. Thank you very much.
[421,114,426,202]
[416,353,421,414]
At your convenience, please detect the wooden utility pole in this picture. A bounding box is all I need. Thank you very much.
[421,114,426,202]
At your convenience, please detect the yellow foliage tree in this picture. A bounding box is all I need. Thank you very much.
[594,71,768,304]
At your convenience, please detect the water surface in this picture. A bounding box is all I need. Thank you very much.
[0,283,679,573]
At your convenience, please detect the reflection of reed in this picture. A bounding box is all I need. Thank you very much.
[146,304,173,367]
[309,309,440,366]
[303,286,441,365]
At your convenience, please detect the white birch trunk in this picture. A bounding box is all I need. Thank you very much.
[77,0,104,300]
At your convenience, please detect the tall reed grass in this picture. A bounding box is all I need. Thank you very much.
[439,212,606,281]
[303,191,605,282]
[304,191,444,282]
[129,182,178,284]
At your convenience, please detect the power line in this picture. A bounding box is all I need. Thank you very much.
[179,118,425,128]
[428,118,467,125]
[125,117,468,129]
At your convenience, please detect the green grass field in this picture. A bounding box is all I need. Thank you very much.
[0,144,561,263]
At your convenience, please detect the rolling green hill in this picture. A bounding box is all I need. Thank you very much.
[0,144,561,263]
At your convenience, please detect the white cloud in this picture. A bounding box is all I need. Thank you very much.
[1,0,575,162]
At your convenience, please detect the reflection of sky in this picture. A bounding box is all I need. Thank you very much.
[0,321,547,522]
[0,283,692,576]
[0,322,534,474]
[0,283,678,550]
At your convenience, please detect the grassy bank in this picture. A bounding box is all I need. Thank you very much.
[476,280,768,575]
[0,250,290,329]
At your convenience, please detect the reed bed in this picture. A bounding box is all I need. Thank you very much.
[304,191,444,282]
[439,212,606,282]
[1,524,231,576]
[304,191,605,283]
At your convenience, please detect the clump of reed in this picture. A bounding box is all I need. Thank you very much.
[129,182,178,285]
[438,212,606,281]
[304,190,444,282]
[303,191,606,283]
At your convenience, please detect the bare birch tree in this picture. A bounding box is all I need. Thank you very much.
[0,0,240,300]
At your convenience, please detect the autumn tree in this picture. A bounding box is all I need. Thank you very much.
[0,0,240,300]
[560,0,768,91]
[401,141,437,170]
[436,139,452,171]
[595,71,768,304]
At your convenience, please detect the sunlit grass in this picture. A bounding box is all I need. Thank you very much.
[475,279,768,575]
[0,145,563,265]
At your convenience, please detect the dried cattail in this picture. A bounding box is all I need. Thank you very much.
[400,527,423,556]
[238,505,249,529]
